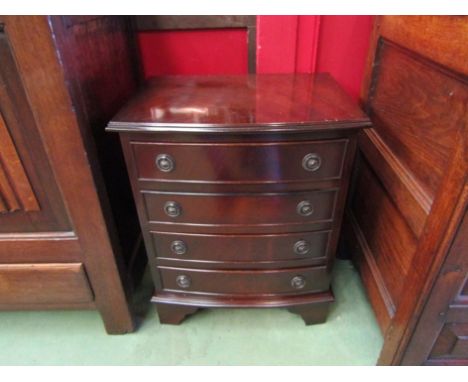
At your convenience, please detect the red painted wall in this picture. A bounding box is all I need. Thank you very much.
[256,16,321,73]
[137,16,373,100]
[138,28,248,78]
[316,16,373,100]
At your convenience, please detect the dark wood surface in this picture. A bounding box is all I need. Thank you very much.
[151,230,331,263]
[143,190,337,227]
[107,74,371,132]
[158,265,330,295]
[132,139,349,183]
[0,16,142,334]
[154,291,335,325]
[109,74,369,324]
[402,205,468,365]
[368,40,462,201]
[343,16,468,365]
[49,16,146,288]
[351,158,416,313]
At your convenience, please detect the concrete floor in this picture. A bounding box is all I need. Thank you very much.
[0,260,382,365]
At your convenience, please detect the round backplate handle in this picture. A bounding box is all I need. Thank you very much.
[164,201,182,218]
[294,240,311,255]
[297,200,314,217]
[171,240,187,255]
[291,276,306,290]
[156,154,175,172]
[302,153,322,172]
[176,274,191,289]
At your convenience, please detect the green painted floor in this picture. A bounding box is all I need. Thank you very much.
[0,260,382,365]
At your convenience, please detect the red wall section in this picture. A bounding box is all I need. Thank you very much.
[316,16,373,100]
[256,16,321,74]
[138,29,248,78]
[256,16,299,73]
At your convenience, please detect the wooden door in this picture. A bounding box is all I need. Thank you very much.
[0,16,137,333]
[343,16,468,364]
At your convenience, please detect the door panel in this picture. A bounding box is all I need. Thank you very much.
[369,40,464,200]
[351,157,417,308]
[344,16,468,364]
[0,23,70,233]
[0,263,93,305]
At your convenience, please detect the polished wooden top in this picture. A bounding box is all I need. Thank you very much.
[107,73,371,133]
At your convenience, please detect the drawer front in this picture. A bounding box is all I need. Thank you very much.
[132,139,348,183]
[0,263,93,305]
[158,266,330,295]
[152,230,331,262]
[143,190,337,226]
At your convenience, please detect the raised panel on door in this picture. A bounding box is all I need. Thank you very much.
[368,40,464,201]
[345,16,468,364]
[0,23,70,233]
[0,263,93,305]
[351,157,417,309]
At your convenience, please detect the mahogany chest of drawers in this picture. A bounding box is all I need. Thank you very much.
[107,73,371,325]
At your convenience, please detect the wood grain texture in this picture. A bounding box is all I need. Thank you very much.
[0,111,39,212]
[158,265,330,296]
[358,129,429,237]
[107,73,371,132]
[402,186,468,365]
[151,230,331,264]
[0,20,71,233]
[346,15,468,365]
[378,16,468,76]
[0,16,137,334]
[49,16,142,268]
[132,139,348,183]
[0,263,93,304]
[369,40,465,200]
[351,157,417,307]
[0,232,81,263]
[344,210,394,333]
[111,74,369,325]
[143,190,337,227]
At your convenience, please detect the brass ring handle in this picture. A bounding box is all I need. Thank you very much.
[302,153,322,172]
[291,276,306,290]
[164,201,181,218]
[294,240,311,255]
[176,274,191,289]
[156,154,175,172]
[171,240,187,255]
[297,200,314,216]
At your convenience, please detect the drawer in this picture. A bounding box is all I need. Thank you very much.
[131,139,348,183]
[143,189,337,227]
[0,263,93,305]
[158,265,330,295]
[152,230,331,262]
